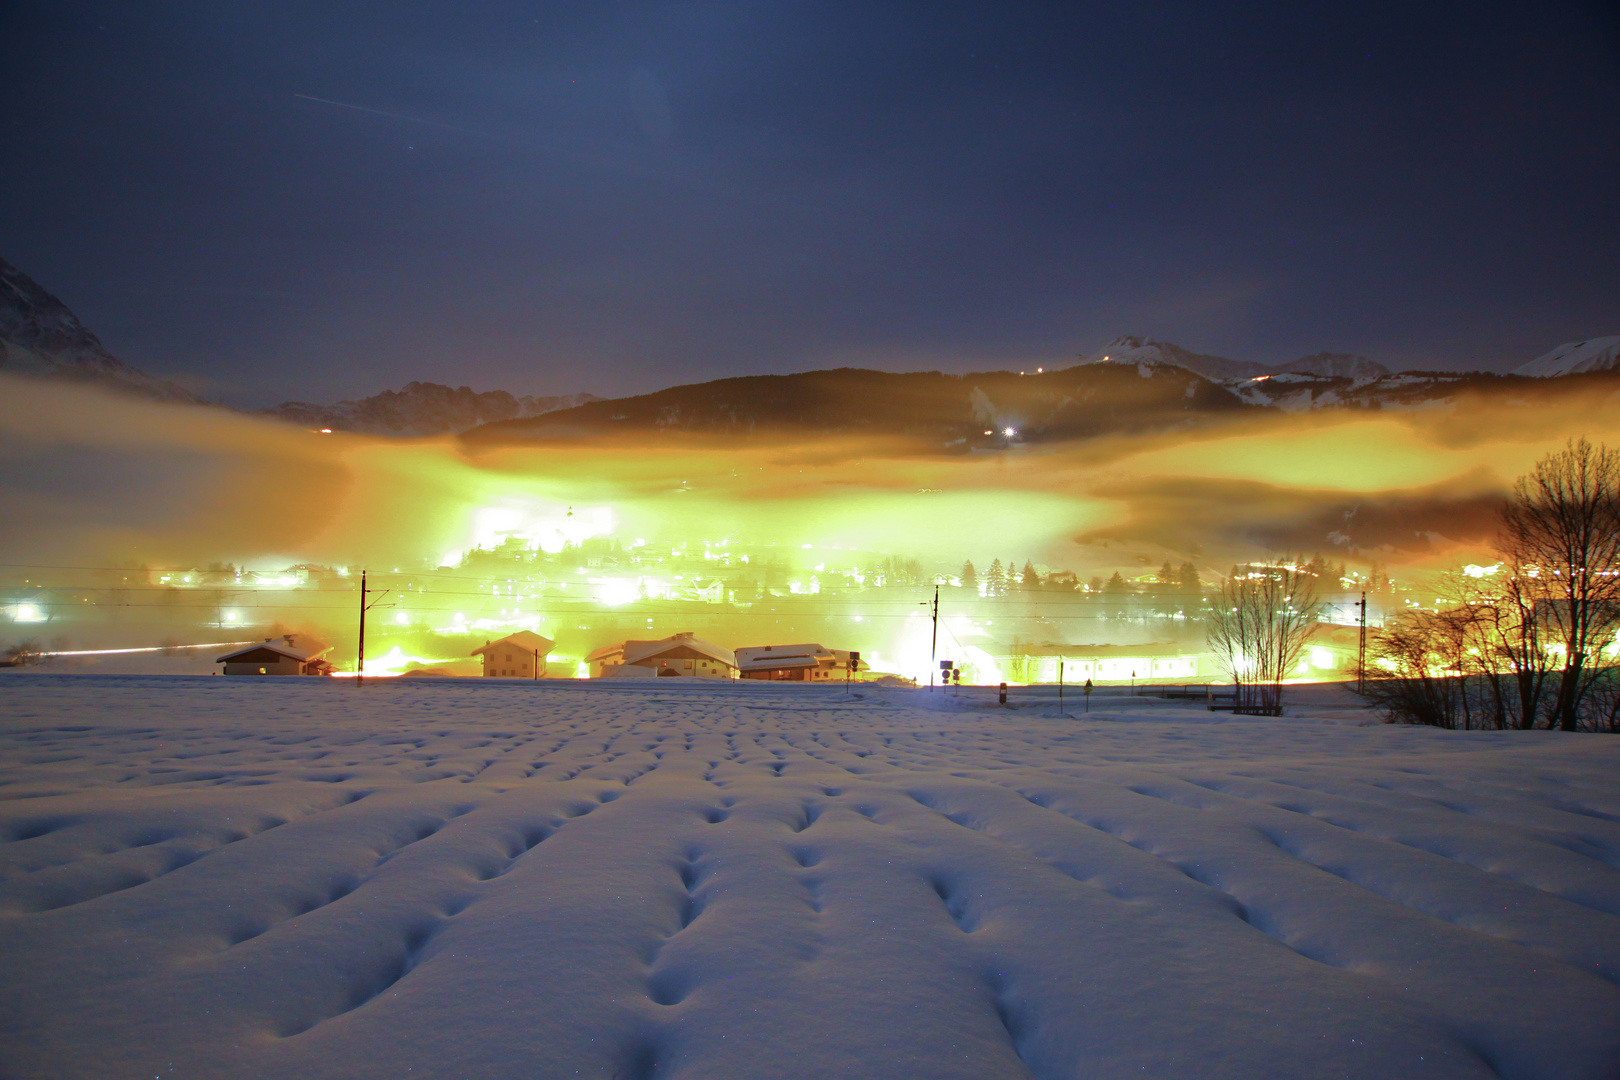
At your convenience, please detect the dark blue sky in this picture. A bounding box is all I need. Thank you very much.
[3,1,1617,406]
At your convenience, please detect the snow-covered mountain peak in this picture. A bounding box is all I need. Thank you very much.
[1512,336,1620,377]
[0,255,203,403]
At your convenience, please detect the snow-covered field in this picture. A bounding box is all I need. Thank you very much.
[1,676,1617,1080]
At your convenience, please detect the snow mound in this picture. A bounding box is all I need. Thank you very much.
[1512,335,1620,377]
[0,675,1617,1080]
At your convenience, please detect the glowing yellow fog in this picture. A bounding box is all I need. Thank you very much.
[4,373,1616,681]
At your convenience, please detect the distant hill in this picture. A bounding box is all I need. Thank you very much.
[1512,336,1620,377]
[0,256,204,403]
[463,363,1254,448]
[1077,335,1269,380]
[1270,352,1390,380]
[264,383,602,437]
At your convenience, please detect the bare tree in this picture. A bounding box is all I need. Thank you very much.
[1360,609,1470,728]
[1499,438,1620,731]
[1206,559,1322,715]
[1466,566,1556,729]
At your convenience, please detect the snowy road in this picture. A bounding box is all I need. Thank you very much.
[1,675,1618,1079]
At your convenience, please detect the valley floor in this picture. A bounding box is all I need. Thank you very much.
[0,676,1617,1079]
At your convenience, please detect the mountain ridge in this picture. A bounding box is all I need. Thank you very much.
[4,256,1613,441]
[0,256,205,404]
[265,383,602,437]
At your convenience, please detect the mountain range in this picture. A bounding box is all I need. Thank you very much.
[1079,336,1394,381]
[3,256,1616,441]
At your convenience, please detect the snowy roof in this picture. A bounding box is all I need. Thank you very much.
[471,631,556,657]
[1512,335,1620,377]
[734,643,836,671]
[620,632,737,669]
[216,636,331,663]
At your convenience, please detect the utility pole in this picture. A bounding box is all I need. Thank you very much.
[1058,660,1065,716]
[356,570,391,687]
[357,570,367,688]
[534,648,540,682]
[1357,590,1368,694]
[929,583,940,690]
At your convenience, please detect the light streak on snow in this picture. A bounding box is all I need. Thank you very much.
[43,641,256,657]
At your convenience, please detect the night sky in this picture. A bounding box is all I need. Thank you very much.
[3,1,1617,406]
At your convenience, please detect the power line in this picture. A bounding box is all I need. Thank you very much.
[4,581,1213,608]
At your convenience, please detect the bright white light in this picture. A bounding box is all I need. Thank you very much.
[595,578,640,607]
[1463,563,1502,578]
[1309,647,1334,669]
[1002,427,1016,438]
[12,603,44,623]
[394,611,410,626]
[223,610,239,624]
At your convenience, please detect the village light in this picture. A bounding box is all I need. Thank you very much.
[1003,427,1017,438]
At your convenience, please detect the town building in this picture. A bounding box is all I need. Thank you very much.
[587,632,737,679]
[216,635,333,676]
[735,643,862,681]
[472,631,555,678]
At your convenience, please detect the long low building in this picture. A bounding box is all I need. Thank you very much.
[734,643,865,682]
[216,635,333,677]
[586,632,738,679]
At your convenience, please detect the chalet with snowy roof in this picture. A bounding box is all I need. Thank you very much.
[472,631,555,678]
[587,632,737,679]
[216,635,333,677]
[735,643,864,682]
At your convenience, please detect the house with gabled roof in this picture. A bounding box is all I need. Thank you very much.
[216,635,333,677]
[472,631,555,678]
[735,643,864,682]
[587,632,737,679]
